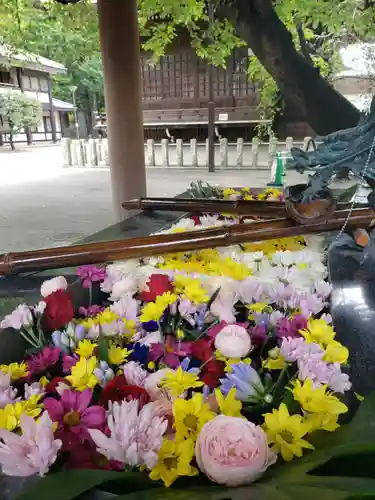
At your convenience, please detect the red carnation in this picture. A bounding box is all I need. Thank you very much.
[138,274,174,302]
[42,289,74,331]
[191,338,214,362]
[191,215,200,226]
[200,360,226,389]
[45,376,70,394]
[100,375,150,409]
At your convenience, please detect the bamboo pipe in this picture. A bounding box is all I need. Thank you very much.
[0,208,373,276]
[122,197,289,217]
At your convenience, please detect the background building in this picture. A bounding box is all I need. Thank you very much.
[0,47,74,145]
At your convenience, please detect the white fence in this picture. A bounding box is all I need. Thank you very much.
[61,137,316,169]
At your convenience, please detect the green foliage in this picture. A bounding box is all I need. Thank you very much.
[0,0,374,133]
[0,92,42,148]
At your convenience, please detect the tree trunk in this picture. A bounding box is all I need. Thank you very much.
[230,0,360,135]
[9,133,15,150]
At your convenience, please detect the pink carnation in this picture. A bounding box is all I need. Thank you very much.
[123,361,148,387]
[196,415,276,486]
[0,412,61,477]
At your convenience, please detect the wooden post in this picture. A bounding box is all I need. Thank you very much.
[47,76,58,143]
[98,0,146,220]
[219,138,228,167]
[251,137,259,168]
[146,139,155,166]
[236,138,244,168]
[176,139,183,167]
[16,68,32,145]
[161,139,169,167]
[190,138,198,167]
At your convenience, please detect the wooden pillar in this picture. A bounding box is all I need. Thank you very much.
[47,77,58,143]
[16,68,32,145]
[97,0,146,221]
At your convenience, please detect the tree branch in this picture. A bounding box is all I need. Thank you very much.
[296,23,314,66]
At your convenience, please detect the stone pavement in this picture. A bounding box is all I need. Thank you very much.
[0,144,308,252]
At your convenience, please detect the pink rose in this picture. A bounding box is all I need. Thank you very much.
[214,325,251,358]
[196,415,276,486]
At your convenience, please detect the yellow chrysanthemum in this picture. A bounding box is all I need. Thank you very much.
[108,346,133,366]
[323,340,349,364]
[215,387,242,417]
[222,188,241,199]
[160,367,203,397]
[305,412,340,433]
[174,275,209,304]
[263,403,314,461]
[66,356,98,392]
[0,395,43,431]
[39,376,49,387]
[140,292,177,323]
[75,339,98,358]
[173,393,215,440]
[122,319,136,340]
[150,438,198,487]
[300,318,336,347]
[0,362,29,381]
[292,379,348,415]
[98,309,119,325]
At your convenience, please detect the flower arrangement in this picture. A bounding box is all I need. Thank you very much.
[0,191,375,500]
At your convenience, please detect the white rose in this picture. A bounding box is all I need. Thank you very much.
[41,276,68,297]
[215,324,251,358]
[108,276,137,301]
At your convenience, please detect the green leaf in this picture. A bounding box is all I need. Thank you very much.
[16,469,148,500]
[336,184,359,203]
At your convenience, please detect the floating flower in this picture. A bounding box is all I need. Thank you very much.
[0,395,43,431]
[324,340,349,364]
[149,336,192,369]
[93,361,115,387]
[100,375,150,409]
[76,265,107,288]
[138,274,174,302]
[173,393,214,441]
[123,361,148,387]
[140,292,177,323]
[144,369,172,401]
[196,415,276,486]
[0,362,29,381]
[42,289,75,331]
[214,387,242,417]
[292,379,348,415]
[174,275,209,304]
[149,437,198,487]
[160,367,203,397]
[41,276,68,297]
[0,412,62,477]
[75,340,98,358]
[200,360,226,389]
[44,389,106,449]
[0,304,33,330]
[24,382,45,400]
[89,399,168,469]
[214,325,251,359]
[263,403,314,461]
[27,346,61,376]
[220,362,265,402]
[66,356,98,392]
[108,346,133,366]
[300,318,336,347]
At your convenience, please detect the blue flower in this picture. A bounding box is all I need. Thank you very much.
[126,342,149,365]
[180,357,200,374]
[220,362,265,402]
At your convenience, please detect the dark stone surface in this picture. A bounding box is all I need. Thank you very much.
[329,231,375,395]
